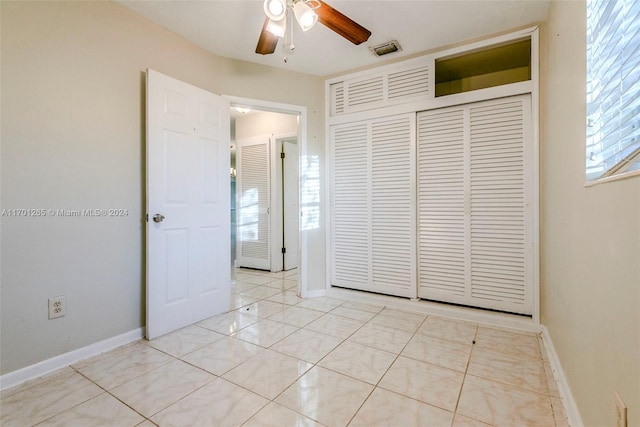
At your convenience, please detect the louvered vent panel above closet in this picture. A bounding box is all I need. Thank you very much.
[388,66,430,100]
[330,82,345,115]
[371,117,415,296]
[417,109,467,298]
[348,76,385,107]
[329,58,432,116]
[331,124,370,287]
[469,99,527,305]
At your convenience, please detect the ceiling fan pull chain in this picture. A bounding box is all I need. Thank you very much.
[285,8,295,53]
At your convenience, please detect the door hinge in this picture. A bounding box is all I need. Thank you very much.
[280,152,285,159]
[281,247,287,254]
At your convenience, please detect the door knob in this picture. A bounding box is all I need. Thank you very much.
[153,214,165,223]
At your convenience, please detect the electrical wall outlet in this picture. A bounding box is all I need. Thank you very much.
[616,392,627,427]
[48,296,65,319]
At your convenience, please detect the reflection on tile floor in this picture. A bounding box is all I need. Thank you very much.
[0,268,569,427]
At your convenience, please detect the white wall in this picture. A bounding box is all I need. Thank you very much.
[0,0,325,375]
[541,1,640,425]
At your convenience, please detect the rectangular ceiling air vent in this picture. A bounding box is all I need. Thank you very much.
[370,40,402,57]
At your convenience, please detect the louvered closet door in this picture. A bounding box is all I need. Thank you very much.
[370,117,415,297]
[469,96,533,313]
[331,114,415,298]
[417,108,468,300]
[331,123,370,289]
[236,138,270,270]
[417,95,533,314]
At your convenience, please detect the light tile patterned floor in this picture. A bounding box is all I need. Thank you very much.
[0,268,570,427]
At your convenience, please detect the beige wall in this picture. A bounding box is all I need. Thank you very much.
[0,0,324,375]
[235,111,298,141]
[541,1,640,426]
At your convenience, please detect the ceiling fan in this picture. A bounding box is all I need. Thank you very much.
[256,0,372,55]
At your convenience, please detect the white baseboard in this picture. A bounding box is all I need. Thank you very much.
[541,325,584,427]
[0,327,144,391]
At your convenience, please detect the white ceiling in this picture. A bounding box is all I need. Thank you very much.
[118,0,549,77]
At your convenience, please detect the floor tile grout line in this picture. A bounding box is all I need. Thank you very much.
[71,367,153,425]
[344,311,494,426]
[151,277,289,417]
[139,375,223,422]
[451,322,479,421]
[0,367,79,402]
[265,334,360,423]
[14,345,179,426]
[227,322,342,425]
[462,372,558,399]
[257,298,388,426]
[454,327,558,426]
[23,368,110,427]
[343,311,439,426]
[463,329,554,397]
[94,339,248,422]
[330,318,417,355]
[76,342,177,388]
[87,342,229,422]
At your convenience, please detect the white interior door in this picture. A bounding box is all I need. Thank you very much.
[236,137,271,270]
[146,69,230,339]
[283,139,299,270]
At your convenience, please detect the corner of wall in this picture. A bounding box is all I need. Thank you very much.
[541,326,585,427]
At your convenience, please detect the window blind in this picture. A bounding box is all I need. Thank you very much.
[586,0,640,180]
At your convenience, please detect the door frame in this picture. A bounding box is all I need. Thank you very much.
[270,133,298,273]
[225,95,308,297]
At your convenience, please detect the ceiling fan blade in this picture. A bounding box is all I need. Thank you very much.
[315,0,371,45]
[256,17,279,55]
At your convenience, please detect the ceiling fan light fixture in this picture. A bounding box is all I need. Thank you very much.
[293,1,318,31]
[263,0,286,21]
[266,16,286,37]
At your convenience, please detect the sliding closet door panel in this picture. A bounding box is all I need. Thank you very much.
[371,116,415,297]
[469,97,532,313]
[331,124,370,289]
[417,94,532,315]
[330,114,415,297]
[417,108,468,299]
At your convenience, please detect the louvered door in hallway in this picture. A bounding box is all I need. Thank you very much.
[236,137,271,270]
